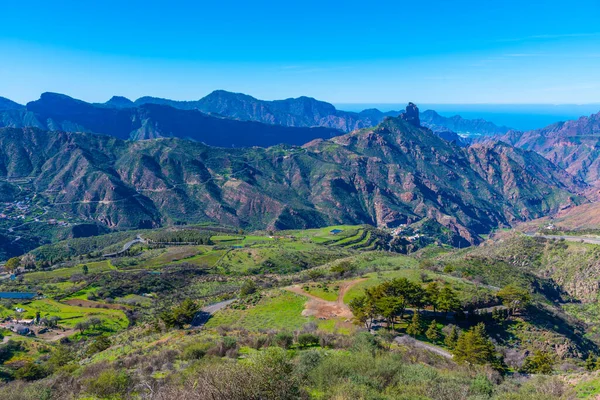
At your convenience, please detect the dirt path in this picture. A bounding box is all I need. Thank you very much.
[285,278,366,320]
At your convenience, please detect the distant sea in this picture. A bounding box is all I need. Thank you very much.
[335,103,600,131]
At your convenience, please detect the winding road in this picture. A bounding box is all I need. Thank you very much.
[526,233,600,245]
[191,299,236,327]
[103,235,145,257]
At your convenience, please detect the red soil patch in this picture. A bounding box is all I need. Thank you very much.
[285,278,366,320]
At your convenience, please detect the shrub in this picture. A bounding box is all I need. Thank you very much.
[297,333,319,348]
[85,369,131,398]
[15,362,47,381]
[240,280,258,296]
[86,335,111,355]
[522,350,555,374]
[470,374,493,397]
[296,349,325,378]
[351,332,380,354]
[275,332,294,349]
[182,343,208,360]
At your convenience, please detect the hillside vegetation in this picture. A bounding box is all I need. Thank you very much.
[0,225,600,398]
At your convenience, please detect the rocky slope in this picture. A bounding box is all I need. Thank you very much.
[0,104,588,244]
[499,110,600,184]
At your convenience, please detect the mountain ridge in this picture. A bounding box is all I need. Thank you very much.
[0,105,588,247]
[0,91,517,140]
[498,110,600,184]
[0,92,342,147]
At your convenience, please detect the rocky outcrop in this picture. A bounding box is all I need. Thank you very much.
[400,102,420,127]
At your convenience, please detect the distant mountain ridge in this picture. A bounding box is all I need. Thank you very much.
[126,91,511,136]
[0,96,24,111]
[420,109,512,136]
[0,91,514,141]
[0,92,341,147]
[128,90,399,132]
[0,104,587,247]
[498,110,600,184]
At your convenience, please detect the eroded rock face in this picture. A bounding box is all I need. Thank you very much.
[0,112,587,244]
[498,111,600,185]
[400,102,421,127]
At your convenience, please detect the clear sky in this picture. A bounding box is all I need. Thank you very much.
[1,0,599,104]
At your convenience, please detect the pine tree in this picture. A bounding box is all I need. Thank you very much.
[594,356,600,372]
[452,323,498,367]
[522,350,554,374]
[586,354,597,371]
[444,325,459,349]
[437,286,461,319]
[406,312,424,337]
[425,320,440,342]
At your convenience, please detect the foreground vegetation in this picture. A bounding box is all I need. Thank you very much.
[1,226,600,398]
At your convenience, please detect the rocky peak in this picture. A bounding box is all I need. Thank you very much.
[400,102,420,127]
[105,96,134,108]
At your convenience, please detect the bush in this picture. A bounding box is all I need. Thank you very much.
[297,333,319,348]
[351,332,380,354]
[14,362,47,381]
[470,374,493,397]
[296,349,325,379]
[85,369,131,398]
[240,280,258,296]
[182,343,208,360]
[522,350,555,374]
[86,335,111,355]
[275,332,294,349]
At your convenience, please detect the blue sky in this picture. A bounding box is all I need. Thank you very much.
[1,0,599,104]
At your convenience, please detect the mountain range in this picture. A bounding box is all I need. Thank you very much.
[0,91,511,146]
[0,93,341,147]
[0,104,587,247]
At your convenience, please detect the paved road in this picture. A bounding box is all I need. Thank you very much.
[191,299,236,327]
[394,334,453,359]
[103,235,145,257]
[526,233,600,245]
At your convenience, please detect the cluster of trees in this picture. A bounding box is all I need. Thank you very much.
[74,317,103,333]
[496,284,532,315]
[348,278,461,329]
[4,254,54,273]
